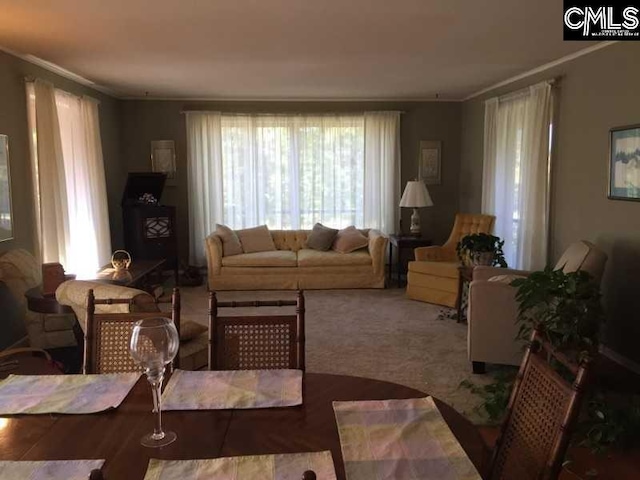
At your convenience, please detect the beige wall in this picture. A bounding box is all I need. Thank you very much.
[0,50,123,257]
[460,43,640,363]
[120,100,461,258]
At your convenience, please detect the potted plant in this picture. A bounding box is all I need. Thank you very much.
[456,233,508,267]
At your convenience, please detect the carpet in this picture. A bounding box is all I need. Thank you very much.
[180,286,495,423]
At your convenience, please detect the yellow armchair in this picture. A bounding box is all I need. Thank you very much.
[406,213,495,307]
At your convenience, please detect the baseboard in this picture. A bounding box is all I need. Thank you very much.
[600,344,640,375]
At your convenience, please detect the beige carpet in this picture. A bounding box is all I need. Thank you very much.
[180,286,494,423]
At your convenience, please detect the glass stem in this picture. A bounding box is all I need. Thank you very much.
[150,371,165,440]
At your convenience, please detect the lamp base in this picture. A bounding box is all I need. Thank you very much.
[409,208,421,236]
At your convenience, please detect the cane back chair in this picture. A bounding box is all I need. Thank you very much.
[487,328,591,480]
[84,288,181,374]
[208,290,305,371]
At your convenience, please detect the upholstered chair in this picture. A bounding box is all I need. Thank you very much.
[467,240,607,373]
[406,213,496,307]
[0,249,76,349]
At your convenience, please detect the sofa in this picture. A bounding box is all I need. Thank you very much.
[467,240,608,372]
[57,280,209,370]
[406,213,496,307]
[0,249,76,349]
[205,229,388,291]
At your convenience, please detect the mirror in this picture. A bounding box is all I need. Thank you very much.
[0,135,13,242]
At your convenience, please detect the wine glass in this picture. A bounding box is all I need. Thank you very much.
[129,317,179,448]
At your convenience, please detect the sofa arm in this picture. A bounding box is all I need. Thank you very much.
[472,266,531,282]
[414,245,455,262]
[467,280,525,366]
[205,233,223,277]
[368,229,388,276]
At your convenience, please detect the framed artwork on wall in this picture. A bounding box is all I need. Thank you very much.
[419,140,441,185]
[609,124,640,202]
[151,140,176,186]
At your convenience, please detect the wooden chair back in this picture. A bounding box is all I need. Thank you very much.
[488,329,591,480]
[84,288,181,374]
[208,290,305,371]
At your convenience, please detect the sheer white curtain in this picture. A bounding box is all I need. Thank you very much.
[186,111,400,266]
[364,111,401,236]
[27,81,111,277]
[482,82,553,270]
[186,112,224,266]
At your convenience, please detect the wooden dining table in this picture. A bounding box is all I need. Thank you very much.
[0,358,489,479]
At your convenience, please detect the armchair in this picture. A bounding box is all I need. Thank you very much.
[467,240,607,373]
[406,213,495,307]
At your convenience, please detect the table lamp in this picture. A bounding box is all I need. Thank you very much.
[399,180,433,236]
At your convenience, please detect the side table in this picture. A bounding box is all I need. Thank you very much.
[456,266,474,323]
[388,234,432,286]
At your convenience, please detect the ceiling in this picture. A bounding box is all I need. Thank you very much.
[0,1,595,100]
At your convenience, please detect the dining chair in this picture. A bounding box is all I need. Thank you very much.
[486,328,591,480]
[84,287,181,374]
[208,290,305,371]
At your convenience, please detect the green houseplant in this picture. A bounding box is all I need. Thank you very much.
[456,233,508,267]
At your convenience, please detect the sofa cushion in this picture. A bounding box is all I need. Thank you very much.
[407,260,460,279]
[237,225,277,253]
[298,249,372,267]
[305,223,339,251]
[332,226,369,254]
[222,251,297,267]
[215,224,243,256]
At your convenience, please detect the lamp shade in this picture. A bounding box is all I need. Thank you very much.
[399,181,434,208]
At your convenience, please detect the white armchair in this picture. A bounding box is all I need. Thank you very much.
[467,241,607,373]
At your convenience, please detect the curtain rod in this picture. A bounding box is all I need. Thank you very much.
[24,76,101,105]
[487,77,560,104]
[179,110,405,115]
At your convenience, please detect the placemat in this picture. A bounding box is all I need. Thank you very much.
[0,373,140,414]
[143,451,335,480]
[333,396,481,480]
[0,459,105,479]
[161,369,302,410]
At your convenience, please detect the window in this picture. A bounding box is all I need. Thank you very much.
[186,111,400,265]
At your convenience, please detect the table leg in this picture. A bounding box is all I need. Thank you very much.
[397,246,402,286]
[387,243,392,284]
[456,274,464,322]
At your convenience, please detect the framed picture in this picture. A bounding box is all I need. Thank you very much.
[609,124,640,201]
[418,140,441,185]
[151,140,176,185]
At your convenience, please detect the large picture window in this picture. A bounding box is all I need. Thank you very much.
[186,112,400,265]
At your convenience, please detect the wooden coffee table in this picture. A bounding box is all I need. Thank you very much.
[91,258,167,290]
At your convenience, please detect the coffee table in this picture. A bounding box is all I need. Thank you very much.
[91,258,166,290]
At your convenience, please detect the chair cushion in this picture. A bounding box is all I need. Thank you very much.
[180,320,207,342]
[236,225,277,253]
[215,224,243,256]
[332,226,369,254]
[221,251,297,267]
[407,260,460,279]
[297,249,372,267]
[305,223,339,251]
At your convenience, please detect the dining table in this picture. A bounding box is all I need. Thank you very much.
[0,356,489,479]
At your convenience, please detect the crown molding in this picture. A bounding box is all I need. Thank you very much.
[0,46,121,98]
[120,95,462,102]
[463,41,617,101]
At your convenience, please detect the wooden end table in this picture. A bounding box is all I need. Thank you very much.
[388,234,433,286]
[90,258,167,290]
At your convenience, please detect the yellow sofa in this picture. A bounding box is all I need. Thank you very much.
[205,229,388,290]
[406,213,495,307]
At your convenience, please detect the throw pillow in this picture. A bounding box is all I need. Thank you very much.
[236,225,277,253]
[332,226,369,254]
[215,224,243,256]
[305,223,339,251]
[180,320,207,342]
